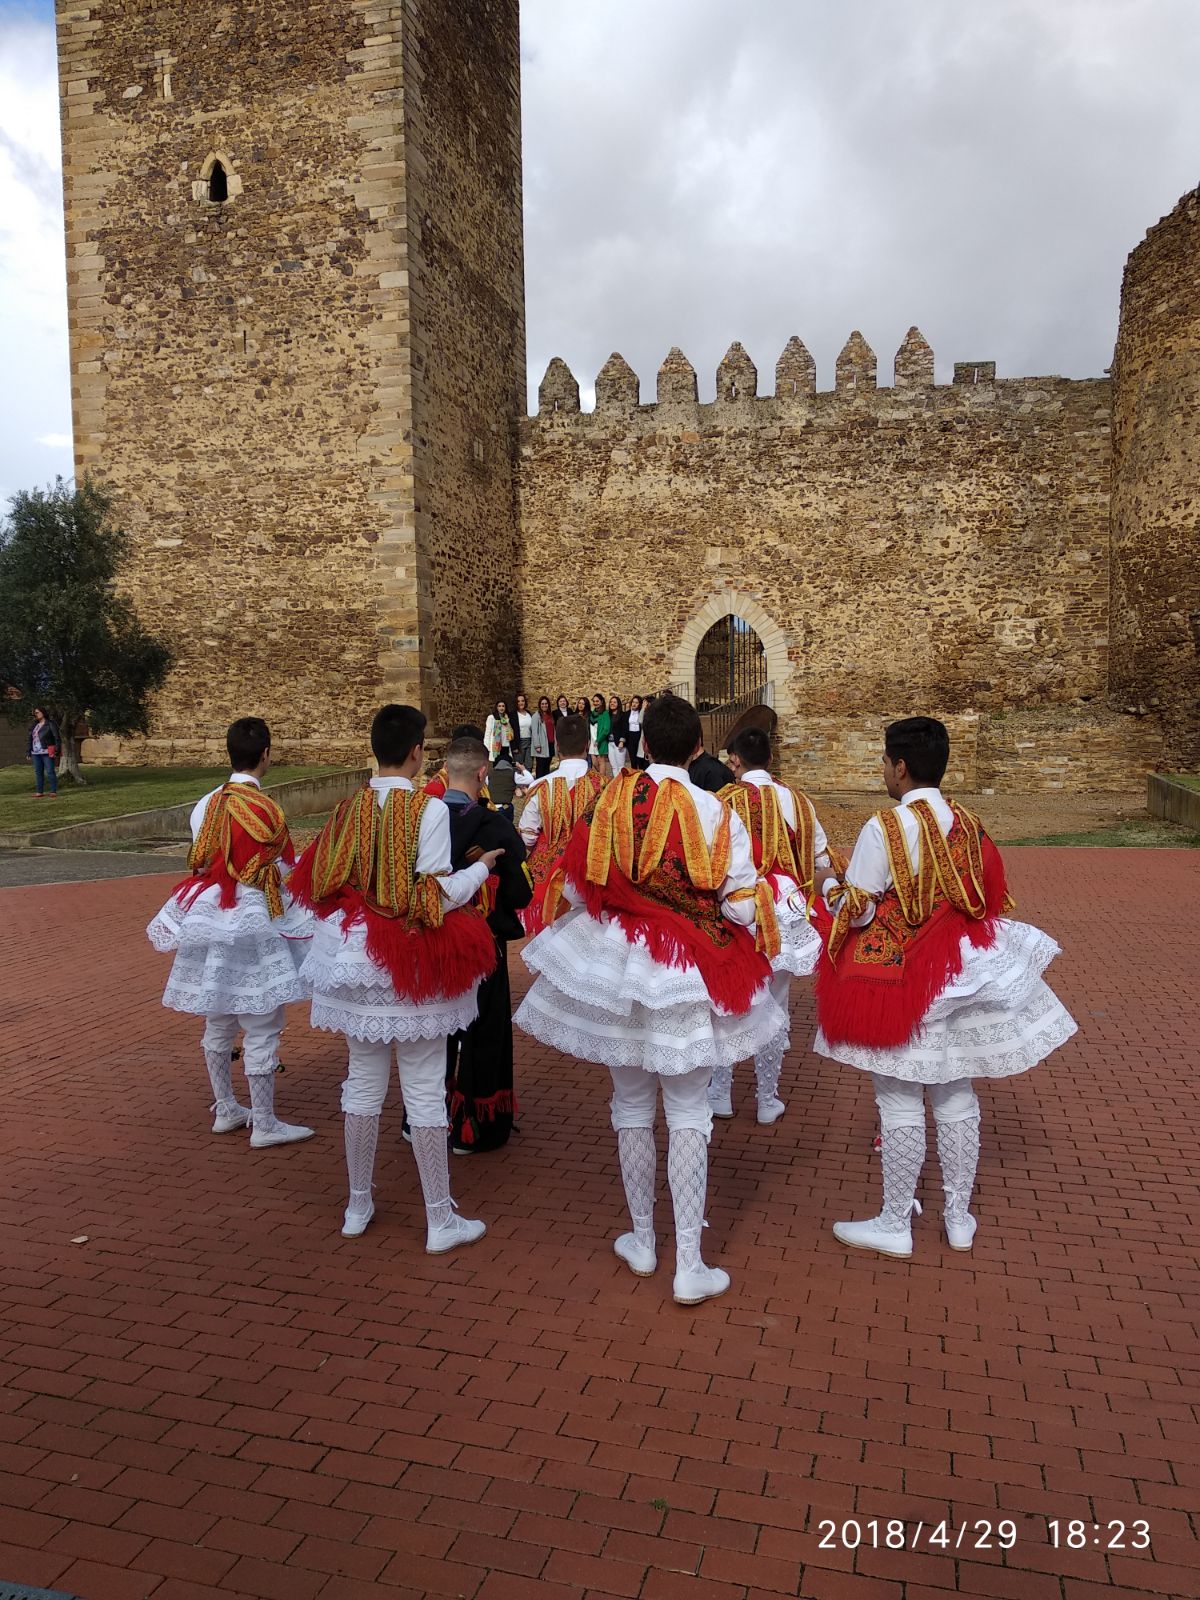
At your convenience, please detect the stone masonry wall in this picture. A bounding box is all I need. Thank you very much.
[519,335,1155,790]
[1111,188,1200,769]
[56,0,523,765]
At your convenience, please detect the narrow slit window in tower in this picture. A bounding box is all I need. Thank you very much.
[208,161,228,203]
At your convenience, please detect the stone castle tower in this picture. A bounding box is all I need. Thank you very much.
[55,0,525,761]
[1110,189,1200,770]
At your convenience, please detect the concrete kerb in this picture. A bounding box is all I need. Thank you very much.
[1148,773,1200,829]
[0,768,372,851]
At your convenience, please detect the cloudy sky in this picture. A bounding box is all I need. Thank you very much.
[2,0,1199,498]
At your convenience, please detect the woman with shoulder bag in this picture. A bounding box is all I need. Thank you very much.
[28,706,60,797]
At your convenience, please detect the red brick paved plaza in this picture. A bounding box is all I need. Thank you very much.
[0,849,1197,1600]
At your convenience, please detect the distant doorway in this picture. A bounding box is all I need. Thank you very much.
[693,614,767,713]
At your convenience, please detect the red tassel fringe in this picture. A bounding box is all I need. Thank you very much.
[814,833,1011,1049]
[289,838,497,1001]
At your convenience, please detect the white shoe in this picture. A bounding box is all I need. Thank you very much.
[249,1120,315,1150]
[425,1213,486,1255]
[756,1096,786,1126]
[341,1199,375,1239]
[614,1232,657,1277]
[708,1093,734,1119]
[673,1263,731,1305]
[211,1102,250,1135]
[945,1213,977,1251]
[833,1204,920,1259]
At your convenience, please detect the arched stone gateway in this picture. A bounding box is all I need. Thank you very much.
[671,591,792,711]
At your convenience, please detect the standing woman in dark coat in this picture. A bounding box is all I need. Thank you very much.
[28,707,61,797]
[607,694,630,776]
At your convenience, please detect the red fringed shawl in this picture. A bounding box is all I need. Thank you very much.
[289,786,496,1001]
[558,769,774,1014]
[813,799,1012,1049]
[172,781,294,918]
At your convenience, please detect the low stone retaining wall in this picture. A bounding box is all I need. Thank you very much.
[9,768,370,852]
[1147,774,1200,828]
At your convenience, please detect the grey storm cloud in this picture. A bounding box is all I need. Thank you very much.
[519,0,1200,407]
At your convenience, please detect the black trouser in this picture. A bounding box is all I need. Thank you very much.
[447,939,515,1151]
[534,755,552,776]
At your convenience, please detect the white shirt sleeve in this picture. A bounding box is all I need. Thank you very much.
[519,783,544,845]
[719,811,758,927]
[811,805,831,871]
[824,814,889,926]
[190,788,219,842]
[415,795,489,908]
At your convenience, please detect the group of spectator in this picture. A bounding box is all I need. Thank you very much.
[484,693,652,779]
[481,691,737,802]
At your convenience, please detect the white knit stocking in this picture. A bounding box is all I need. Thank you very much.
[668,1128,709,1274]
[203,1048,240,1118]
[878,1124,926,1231]
[344,1114,379,1220]
[247,1071,280,1136]
[410,1124,453,1230]
[936,1115,980,1227]
[616,1127,656,1250]
[707,1062,734,1110]
[753,1040,786,1108]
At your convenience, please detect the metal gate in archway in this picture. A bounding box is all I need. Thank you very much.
[693,614,768,714]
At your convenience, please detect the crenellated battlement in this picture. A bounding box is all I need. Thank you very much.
[530,327,1104,423]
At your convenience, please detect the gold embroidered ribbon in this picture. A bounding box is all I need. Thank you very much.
[305,787,445,927]
[586,771,731,890]
[826,799,998,962]
[188,781,289,919]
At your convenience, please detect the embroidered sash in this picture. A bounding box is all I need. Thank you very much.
[184,781,290,918]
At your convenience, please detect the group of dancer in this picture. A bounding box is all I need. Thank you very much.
[148,696,1076,1305]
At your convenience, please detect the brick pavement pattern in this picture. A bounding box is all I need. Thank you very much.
[0,849,1196,1600]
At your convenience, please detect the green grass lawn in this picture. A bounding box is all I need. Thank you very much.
[0,764,344,835]
[1006,818,1200,848]
[1166,773,1200,791]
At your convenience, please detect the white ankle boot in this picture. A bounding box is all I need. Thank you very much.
[341,1195,375,1238]
[756,1095,786,1125]
[673,1262,731,1305]
[707,1064,734,1119]
[614,1231,657,1277]
[250,1119,314,1149]
[211,1099,250,1135]
[833,1201,922,1259]
[944,1213,977,1251]
[426,1212,486,1254]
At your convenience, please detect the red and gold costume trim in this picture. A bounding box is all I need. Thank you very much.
[558,769,773,1013]
[176,781,293,918]
[290,786,495,1001]
[525,769,606,933]
[815,799,1013,1048]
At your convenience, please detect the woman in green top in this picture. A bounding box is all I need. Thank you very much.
[590,692,612,769]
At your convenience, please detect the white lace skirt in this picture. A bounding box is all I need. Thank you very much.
[301,914,480,1042]
[773,880,822,978]
[814,918,1078,1083]
[147,883,312,1016]
[515,907,787,1076]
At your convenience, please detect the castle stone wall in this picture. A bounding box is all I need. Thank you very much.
[1111,188,1200,769]
[518,342,1148,789]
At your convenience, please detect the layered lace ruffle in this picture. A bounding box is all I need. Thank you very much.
[303,915,479,1041]
[159,935,308,1016]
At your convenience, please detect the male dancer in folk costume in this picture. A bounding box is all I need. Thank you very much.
[146,717,314,1147]
[712,725,835,1124]
[289,705,503,1244]
[813,717,1077,1257]
[441,736,533,1153]
[516,694,786,1306]
[517,712,605,935]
